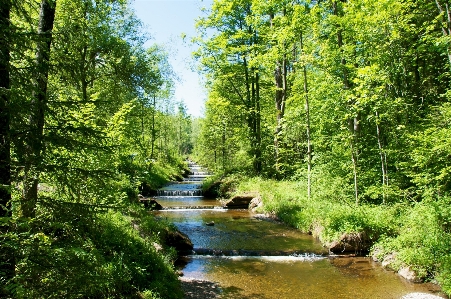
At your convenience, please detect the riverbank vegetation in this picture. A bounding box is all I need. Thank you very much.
[1,0,192,297]
[193,0,451,295]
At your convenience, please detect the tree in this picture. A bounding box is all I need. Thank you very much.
[196,0,264,174]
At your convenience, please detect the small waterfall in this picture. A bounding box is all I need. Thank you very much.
[190,248,324,258]
[183,176,209,182]
[161,206,226,211]
[156,189,203,196]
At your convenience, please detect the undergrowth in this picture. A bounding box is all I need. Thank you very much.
[2,203,183,299]
[230,176,451,296]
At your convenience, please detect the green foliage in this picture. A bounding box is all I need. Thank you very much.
[202,172,244,198]
[2,0,192,297]
[234,176,399,243]
[373,196,451,295]
[7,203,182,299]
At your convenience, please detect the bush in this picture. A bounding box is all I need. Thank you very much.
[373,196,451,296]
[9,202,183,299]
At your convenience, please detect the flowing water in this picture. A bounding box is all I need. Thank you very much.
[152,162,444,299]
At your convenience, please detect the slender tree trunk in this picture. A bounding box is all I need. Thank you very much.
[255,71,262,173]
[222,122,226,171]
[271,14,287,173]
[333,0,359,205]
[435,0,451,69]
[300,31,312,201]
[22,0,56,218]
[243,56,259,173]
[375,111,388,203]
[0,1,14,294]
[150,95,156,159]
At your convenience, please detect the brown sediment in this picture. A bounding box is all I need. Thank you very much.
[180,277,221,299]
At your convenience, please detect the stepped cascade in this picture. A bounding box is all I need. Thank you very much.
[149,161,443,299]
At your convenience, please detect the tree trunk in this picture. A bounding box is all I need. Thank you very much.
[150,95,156,159]
[255,71,262,173]
[0,1,14,295]
[0,0,11,217]
[271,14,288,173]
[375,111,388,203]
[333,0,359,205]
[22,0,56,218]
[300,31,312,201]
[435,0,451,69]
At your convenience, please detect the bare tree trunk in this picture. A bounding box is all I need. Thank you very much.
[300,31,312,200]
[22,0,56,218]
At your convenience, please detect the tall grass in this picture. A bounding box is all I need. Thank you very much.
[231,176,451,296]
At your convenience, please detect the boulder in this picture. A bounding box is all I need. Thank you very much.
[142,199,163,210]
[328,232,371,254]
[164,228,193,254]
[249,196,263,212]
[224,192,259,209]
[381,252,397,269]
[203,180,222,198]
[398,266,422,283]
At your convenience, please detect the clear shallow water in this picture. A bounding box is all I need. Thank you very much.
[153,196,222,208]
[156,209,327,254]
[153,163,445,299]
[181,256,443,299]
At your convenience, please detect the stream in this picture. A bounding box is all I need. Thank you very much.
[152,162,444,299]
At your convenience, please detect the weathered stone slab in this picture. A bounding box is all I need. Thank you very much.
[224,192,259,209]
[327,232,372,254]
[398,266,422,283]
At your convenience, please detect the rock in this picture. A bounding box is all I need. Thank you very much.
[205,221,215,226]
[142,199,163,210]
[371,247,382,262]
[328,232,371,254]
[249,196,263,212]
[398,266,422,283]
[164,228,193,254]
[401,293,444,299]
[203,180,222,198]
[139,182,157,196]
[176,270,184,277]
[381,252,397,269]
[224,192,259,209]
[152,242,163,252]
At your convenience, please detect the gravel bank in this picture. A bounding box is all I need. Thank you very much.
[179,277,221,299]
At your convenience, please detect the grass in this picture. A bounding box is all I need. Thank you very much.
[222,175,451,296]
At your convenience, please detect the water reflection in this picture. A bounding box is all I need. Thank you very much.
[182,256,443,299]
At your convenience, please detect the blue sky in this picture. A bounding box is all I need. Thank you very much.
[131,0,213,117]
